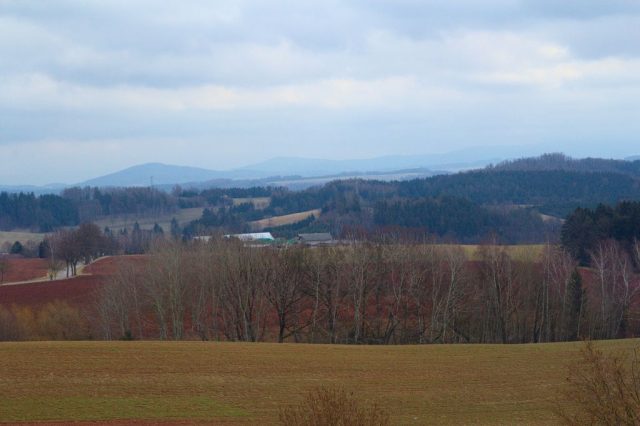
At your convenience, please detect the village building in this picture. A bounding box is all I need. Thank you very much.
[296,233,334,245]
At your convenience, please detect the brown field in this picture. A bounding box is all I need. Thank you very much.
[0,339,638,425]
[250,209,321,231]
[232,197,271,209]
[0,256,147,308]
[0,258,48,283]
[0,270,102,308]
[0,231,45,248]
[91,208,205,232]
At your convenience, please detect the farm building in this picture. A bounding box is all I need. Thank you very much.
[296,233,334,245]
[194,233,276,244]
[225,232,275,242]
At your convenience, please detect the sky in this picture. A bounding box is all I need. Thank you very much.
[1,0,640,184]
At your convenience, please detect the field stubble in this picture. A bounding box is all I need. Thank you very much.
[1,339,638,425]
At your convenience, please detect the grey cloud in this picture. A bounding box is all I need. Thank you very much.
[1,0,640,184]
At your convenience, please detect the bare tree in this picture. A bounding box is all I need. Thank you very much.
[96,257,146,340]
[556,341,640,425]
[590,240,638,339]
[0,255,9,283]
[264,247,307,343]
[305,246,346,343]
[476,244,517,343]
[218,241,270,342]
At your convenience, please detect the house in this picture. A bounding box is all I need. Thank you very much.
[296,233,334,245]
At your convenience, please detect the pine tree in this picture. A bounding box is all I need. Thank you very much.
[170,217,181,239]
[567,269,584,341]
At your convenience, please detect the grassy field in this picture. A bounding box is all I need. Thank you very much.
[91,207,205,233]
[455,244,545,261]
[0,231,45,248]
[1,339,638,425]
[232,197,271,209]
[250,209,321,231]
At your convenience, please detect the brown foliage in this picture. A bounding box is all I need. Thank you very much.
[0,305,19,340]
[279,386,390,426]
[557,341,640,425]
[0,301,89,341]
[36,300,90,340]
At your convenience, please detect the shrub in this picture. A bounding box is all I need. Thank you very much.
[0,305,20,340]
[556,341,640,425]
[11,305,37,339]
[36,301,89,340]
[279,386,390,426]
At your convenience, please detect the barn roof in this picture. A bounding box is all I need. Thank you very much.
[225,232,275,241]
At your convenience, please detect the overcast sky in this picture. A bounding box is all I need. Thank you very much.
[1,0,640,184]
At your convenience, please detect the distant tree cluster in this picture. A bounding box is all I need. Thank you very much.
[61,186,178,222]
[396,170,640,216]
[107,222,166,254]
[0,192,77,231]
[0,187,178,232]
[373,196,551,243]
[47,223,119,277]
[561,201,640,265]
[493,152,640,177]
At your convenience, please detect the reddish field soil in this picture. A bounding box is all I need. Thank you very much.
[0,256,146,309]
[82,255,147,276]
[0,258,48,283]
[0,275,103,308]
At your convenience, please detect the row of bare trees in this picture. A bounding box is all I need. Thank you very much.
[95,238,640,343]
[47,223,118,277]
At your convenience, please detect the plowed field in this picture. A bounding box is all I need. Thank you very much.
[0,256,146,308]
[0,258,48,283]
[0,339,638,425]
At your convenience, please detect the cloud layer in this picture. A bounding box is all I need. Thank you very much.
[1,0,639,183]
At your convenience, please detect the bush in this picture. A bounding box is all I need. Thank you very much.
[279,386,390,426]
[0,302,89,341]
[0,305,20,340]
[36,301,89,340]
[556,341,640,425]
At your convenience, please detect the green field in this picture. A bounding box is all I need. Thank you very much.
[0,231,45,248]
[91,207,205,233]
[1,339,637,425]
[456,244,545,261]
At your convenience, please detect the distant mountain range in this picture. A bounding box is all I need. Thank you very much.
[80,163,234,187]
[82,148,508,189]
[2,149,638,194]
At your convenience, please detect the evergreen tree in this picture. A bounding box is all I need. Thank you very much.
[10,241,23,254]
[566,269,584,341]
[153,223,164,235]
[170,217,181,239]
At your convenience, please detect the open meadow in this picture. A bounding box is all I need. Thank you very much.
[1,339,638,425]
[91,207,206,233]
[0,231,45,248]
[250,208,321,231]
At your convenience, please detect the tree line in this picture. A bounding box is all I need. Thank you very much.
[95,238,640,344]
[0,187,178,232]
